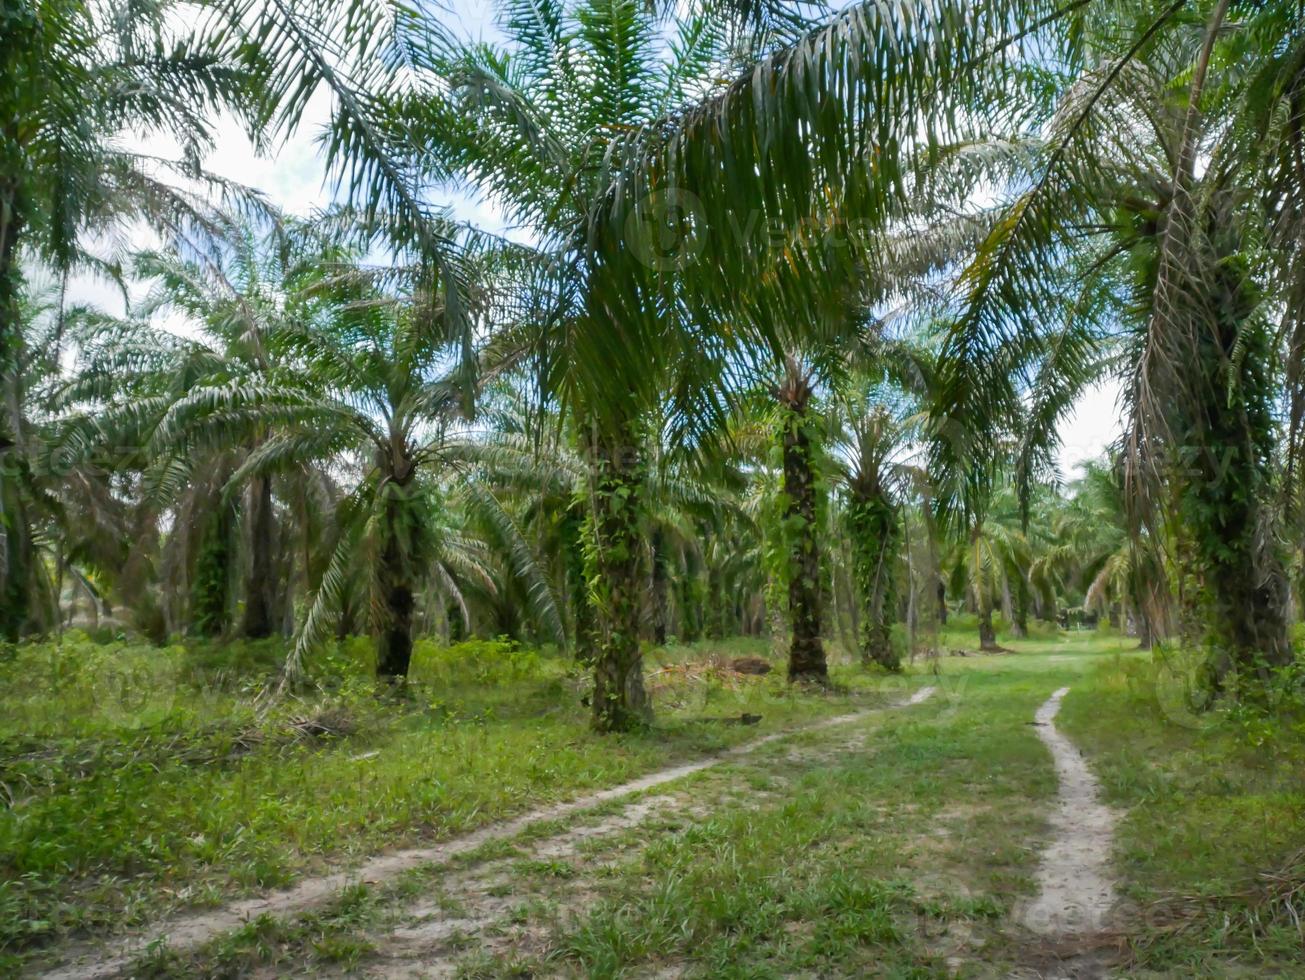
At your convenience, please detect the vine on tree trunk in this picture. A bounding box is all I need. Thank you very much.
[848,490,901,671]
[583,430,651,732]
[375,471,418,681]
[769,369,828,683]
[191,496,235,638]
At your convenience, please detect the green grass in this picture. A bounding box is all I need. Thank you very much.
[1059,648,1305,974]
[532,629,1109,978]
[0,630,896,969]
[163,626,1118,978]
[10,623,1305,978]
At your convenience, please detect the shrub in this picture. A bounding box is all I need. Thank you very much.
[409,638,546,688]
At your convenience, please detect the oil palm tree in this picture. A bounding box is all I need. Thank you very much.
[733,360,838,681]
[0,289,190,641]
[234,0,1081,726]
[49,216,339,641]
[283,304,477,678]
[0,0,264,441]
[131,225,303,639]
[835,400,911,671]
[428,0,749,724]
[935,3,1305,690]
[1061,458,1169,647]
[770,352,832,681]
[1,287,83,639]
[143,233,494,681]
[1,0,267,639]
[957,514,1030,652]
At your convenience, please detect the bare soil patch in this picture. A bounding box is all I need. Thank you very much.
[1017,687,1121,978]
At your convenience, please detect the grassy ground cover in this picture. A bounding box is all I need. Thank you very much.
[133,626,1120,977]
[0,631,891,971]
[9,624,1305,978]
[1060,648,1305,975]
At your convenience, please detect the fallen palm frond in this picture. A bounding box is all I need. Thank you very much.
[643,653,779,703]
[1122,847,1305,963]
[0,705,361,810]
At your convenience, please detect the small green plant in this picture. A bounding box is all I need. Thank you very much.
[410,638,545,688]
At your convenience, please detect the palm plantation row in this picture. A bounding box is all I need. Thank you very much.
[4,0,1305,730]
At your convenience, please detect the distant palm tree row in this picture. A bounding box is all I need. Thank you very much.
[3,0,1304,728]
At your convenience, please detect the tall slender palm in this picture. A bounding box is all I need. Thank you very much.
[770,354,831,680]
[412,0,745,726]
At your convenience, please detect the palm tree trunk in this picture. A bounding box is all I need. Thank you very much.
[978,602,999,651]
[707,562,726,639]
[649,526,669,646]
[376,563,414,679]
[1010,577,1029,638]
[778,370,827,682]
[848,488,901,671]
[241,474,276,639]
[0,474,32,644]
[679,552,703,642]
[970,526,1002,651]
[376,476,415,681]
[0,178,21,454]
[191,497,235,638]
[1136,607,1154,650]
[832,555,855,656]
[0,183,28,644]
[562,500,596,664]
[841,534,862,645]
[585,428,651,732]
[1189,257,1293,684]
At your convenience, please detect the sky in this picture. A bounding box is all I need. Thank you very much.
[1056,381,1121,477]
[64,0,1120,480]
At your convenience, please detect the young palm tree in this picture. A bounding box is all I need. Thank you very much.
[835,402,909,671]
[1060,459,1168,647]
[1,288,82,639]
[0,289,197,640]
[132,226,303,639]
[966,518,1029,652]
[0,0,267,640]
[263,279,484,681]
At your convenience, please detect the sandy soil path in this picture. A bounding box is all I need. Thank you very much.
[1018,687,1120,978]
